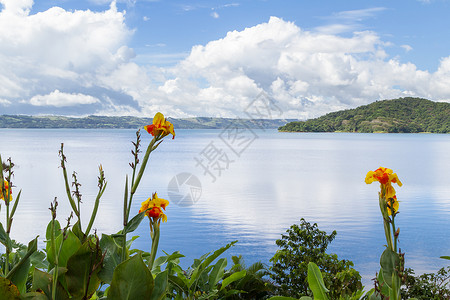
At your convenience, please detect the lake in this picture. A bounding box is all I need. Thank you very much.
[0,128,449,286]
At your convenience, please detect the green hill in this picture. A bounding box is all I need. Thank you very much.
[0,115,294,129]
[279,97,450,133]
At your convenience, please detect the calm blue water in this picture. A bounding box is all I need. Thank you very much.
[0,128,449,286]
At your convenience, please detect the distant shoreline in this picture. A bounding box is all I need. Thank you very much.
[0,115,296,129]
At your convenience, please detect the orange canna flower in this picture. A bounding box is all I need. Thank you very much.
[0,180,12,202]
[139,192,169,222]
[144,112,175,139]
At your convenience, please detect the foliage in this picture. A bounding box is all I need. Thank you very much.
[401,267,450,299]
[270,218,362,299]
[223,255,274,299]
[279,97,450,133]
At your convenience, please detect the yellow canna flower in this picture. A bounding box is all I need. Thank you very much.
[365,167,402,197]
[366,167,402,213]
[139,192,169,222]
[144,112,175,139]
[0,180,12,202]
[387,196,399,216]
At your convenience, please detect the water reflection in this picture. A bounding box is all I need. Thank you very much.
[0,129,449,287]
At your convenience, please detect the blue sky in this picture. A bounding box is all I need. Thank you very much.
[1,0,450,118]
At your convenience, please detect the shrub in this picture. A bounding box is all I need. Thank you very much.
[270,218,362,299]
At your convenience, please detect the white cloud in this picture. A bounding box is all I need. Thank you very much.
[138,16,450,119]
[401,44,413,52]
[211,11,219,19]
[330,7,387,21]
[0,98,11,106]
[0,1,139,114]
[1,5,450,119]
[29,90,100,107]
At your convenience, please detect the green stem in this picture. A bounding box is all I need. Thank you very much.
[379,196,392,250]
[85,183,107,237]
[391,215,398,253]
[4,203,10,274]
[51,218,58,300]
[60,144,80,219]
[128,136,159,221]
[148,220,160,271]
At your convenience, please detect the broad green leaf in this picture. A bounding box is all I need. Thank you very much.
[150,270,169,300]
[0,277,20,300]
[98,234,122,284]
[220,270,246,291]
[123,211,146,235]
[65,240,103,300]
[267,297,300,300]
[45,220,61,241]
[107,254,154,300]
[376,271,390,297]
[7,237,38,294]
[307,262,329,300]
[440,256,450,260]
[30,250,48,270]
[207,258,227,290]
[380,248,400,289]
[31,269,69,300]
[72,220,85,242]
[46,230,81,270]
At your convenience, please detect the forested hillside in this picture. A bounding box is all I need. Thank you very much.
[279,98,449,133]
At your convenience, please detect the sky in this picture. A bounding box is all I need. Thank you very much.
[1,0,450,119]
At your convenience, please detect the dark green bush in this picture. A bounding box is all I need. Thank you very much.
[270,218,362,299]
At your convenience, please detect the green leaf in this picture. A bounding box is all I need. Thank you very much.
[380,248,400,289]
[440,256,450,260]
[168,274,188,295]
[0,222,13,249]
[30,251,48,270]
[220,270,246,291]
[72,220,85,241]
[45,220,61,241]
[267,297,300,300]
[31,269,69,300]
[123,211,146,235]
[46,230,81,270]
[20,291,49,299]
[207,258,227,290]
[7,237,38,294]
[188,241,237,289]
[107,254,154,300]
[65,239,103,300]
[150,270,169,300]
[376,271,390,297]
[0,277,20,300]
[307,262,329,300]
[98,234,122,284]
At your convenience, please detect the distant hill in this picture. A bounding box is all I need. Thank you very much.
[279,98,450,133]
[0,115,294,129]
